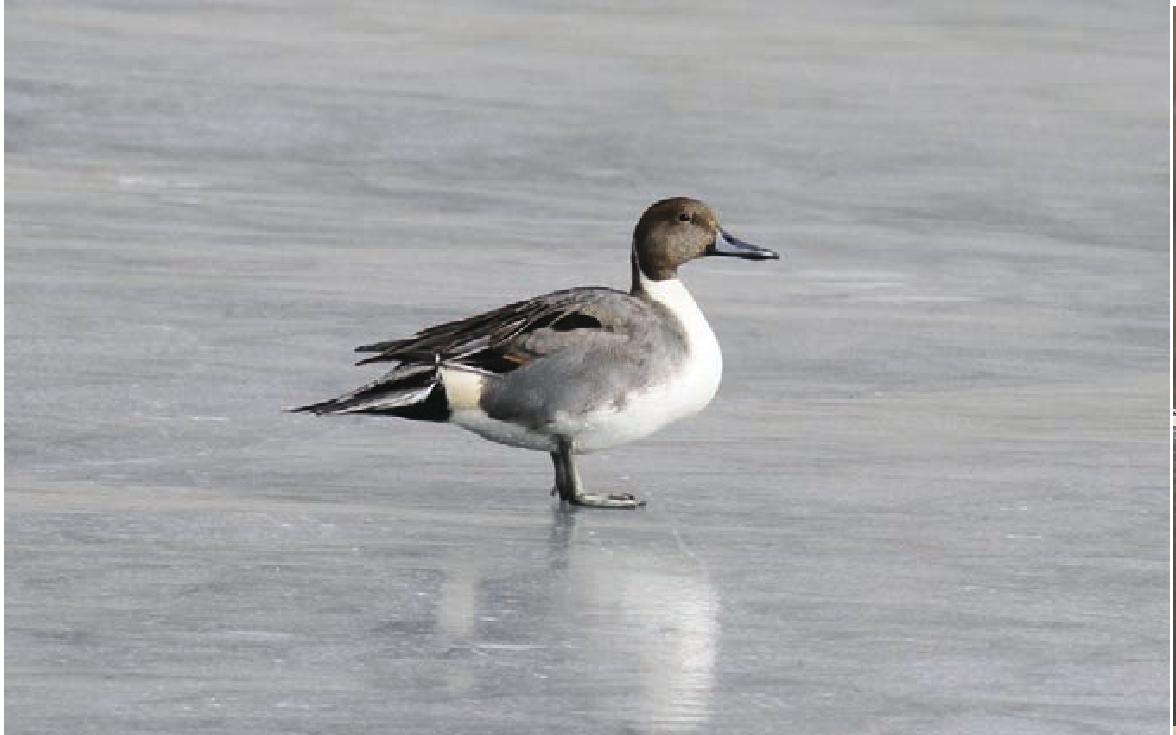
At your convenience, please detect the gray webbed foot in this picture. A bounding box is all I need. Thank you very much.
[551,440,646,509]
[568,492,646,509]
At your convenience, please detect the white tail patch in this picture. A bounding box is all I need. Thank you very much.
[440,367,486,411]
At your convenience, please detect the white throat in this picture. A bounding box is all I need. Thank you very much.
[639,272,713,337]
[637,271,723,397]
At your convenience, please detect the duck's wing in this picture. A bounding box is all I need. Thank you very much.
[355,287,636,373]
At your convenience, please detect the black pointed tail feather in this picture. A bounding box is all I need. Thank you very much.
[353,338,413,365]
[289,363,450,422]
[354,338,405,353]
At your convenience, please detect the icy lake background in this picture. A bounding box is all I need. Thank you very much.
[6,2,1169,733]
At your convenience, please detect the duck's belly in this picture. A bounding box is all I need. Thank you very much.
[449,360,721,454]
[451,408,559,452]
[562,362,721,452]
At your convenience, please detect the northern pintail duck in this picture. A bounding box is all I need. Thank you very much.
[294,197,778,508]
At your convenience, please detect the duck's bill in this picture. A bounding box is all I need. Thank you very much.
[709,228,779,260]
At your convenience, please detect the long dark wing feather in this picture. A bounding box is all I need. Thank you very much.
[354,287,626,368]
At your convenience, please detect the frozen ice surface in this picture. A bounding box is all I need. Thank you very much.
[6,2,1168,733]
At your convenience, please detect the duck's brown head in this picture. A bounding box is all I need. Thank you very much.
[631,197,778,284]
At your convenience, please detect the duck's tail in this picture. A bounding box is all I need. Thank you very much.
[289,363,450,422]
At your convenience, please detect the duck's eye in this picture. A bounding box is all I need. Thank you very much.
[677,212,691,222]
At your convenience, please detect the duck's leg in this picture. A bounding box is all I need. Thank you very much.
[549,449,568,499]
[551,438,645,509]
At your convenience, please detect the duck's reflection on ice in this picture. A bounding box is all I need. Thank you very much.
[430,512,719,732]
[551,512,719,732]
[435,554,481,695]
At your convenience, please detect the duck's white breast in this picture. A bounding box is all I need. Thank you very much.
[560,275,722,453]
